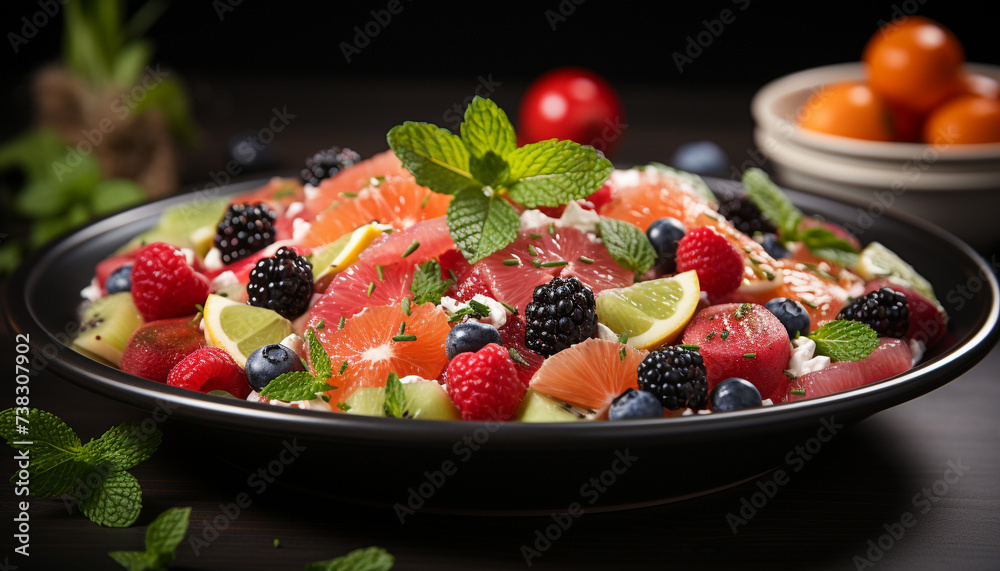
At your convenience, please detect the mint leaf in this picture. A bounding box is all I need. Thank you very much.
[506,140,613,208]
[109,507,191,571]
[410,260,454,305]
[80,470,142,528]
[387,122,477,194]
[468,151,510,188]
[446,188,520,263]
[808,320,879,362]
[798,226,859,267]
[460,96,516,159]
[383,374,405,419]
[447,301,490,322]
[306,329,332,379]
[642,163,717,203]
[0,408,91,496]
[742,168,802,238]
[597,218,656,274]
[304,546,395,571]
[84,421,162,471]
[261,371,333,402]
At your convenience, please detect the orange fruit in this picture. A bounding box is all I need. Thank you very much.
[797,82,895,142]
[923,95,1000,145]
[314,304,451,405]
[299,176,451,248]
[863,17,965,114]
[306,259,415,332]
[529,338,648,413]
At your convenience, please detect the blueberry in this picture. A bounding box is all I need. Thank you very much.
[609,389,664,420]
[764,297,811,339]
[670,140,730,177]
[245,344,306,392]
[445,321,502,360]
[105,265,132,294]
[760,234,790,259]
[709,378,763,412]
[646,217,686,274]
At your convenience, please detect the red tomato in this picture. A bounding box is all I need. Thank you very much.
[517,67,625,156]
[863,17,965,114]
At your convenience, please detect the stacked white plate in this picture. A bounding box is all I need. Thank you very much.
[751,62,1000,248]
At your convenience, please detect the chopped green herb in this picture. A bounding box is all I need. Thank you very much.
[617,332,629,344]
[376,265,385,282]
[420,194,430,208]
[529,233,543,239]
[401,240,420,258]
[678,344,699,351]
[619,347,627,361]
[721,330,730,340]
[316,318,326,330]
[500,301,517,315]
[392,334,417,342]
[790,388,806,396]
[532,258,542,268]
[540,260,568,267]
[734,303,752,320]
[401,297,411,316]
[783,370,797,380]
[366,282,376,297]
[508,347,530,366]
[338,316,346,329]
[339,361,348,375]
[548,223,557,237]
[336,402,351,411]
[528,244,538,256]
[342,191,359,198]
[743,352,756,358]
[273,538,281,548]
[801,299,818,309]
[578,256,594,264]
[502,258,520,266]
[705,331,716,340]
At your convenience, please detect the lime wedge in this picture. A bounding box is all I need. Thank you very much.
[595,270,701,350]
[855,242,939,305]
[203,294,292,367]
[119,197,229,254]
[311,223,388,288]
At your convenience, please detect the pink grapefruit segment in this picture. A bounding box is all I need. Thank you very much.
[529,338,648,413]
[787,338,912,402]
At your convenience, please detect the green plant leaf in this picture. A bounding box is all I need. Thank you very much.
[597,217,656,274]
[112,40,153,87]
[144,507,191,562]
[798,226,859,267]
[84,421,162,471]
[29,203,90,249]
[260,371,333,402]
[132,76,199,144]
[303,546,395,571]
[79,470,143,528]
[506,140,613,208]
[91,179,147,216]
[468,151,509,188]
[387,122,477,195]
[410,260,454,305]
[64,1,110,85]
[642,162,717,203]
[125,0,169,40]
[307,328,332,379]
[459,95,516,159]
[108,550,156,571]
[808,320,879,362]
[383,373,405,419]
[446,188,520,263]
[742,168,802,239]
[93,0,124,63]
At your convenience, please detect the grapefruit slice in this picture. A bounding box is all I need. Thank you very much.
[314,304,451,405]
[306,260,414,332]
[303,150,410,212]
[359,216,454,267]
[787,338,912,401]
[529,338,648,413]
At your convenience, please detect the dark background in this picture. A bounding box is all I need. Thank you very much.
[4,0,999,177]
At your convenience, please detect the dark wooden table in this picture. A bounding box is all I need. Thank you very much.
[3,78,999,570]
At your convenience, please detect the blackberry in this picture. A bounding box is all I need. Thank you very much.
[300,146,362,187]
[837,287,909,338]
[247,247,314,319]
[716,191,775,236]
[524,277,598,356]
[214,202,277,265]
[636,346,708,410]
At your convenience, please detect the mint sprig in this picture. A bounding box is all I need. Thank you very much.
[108,506,191,571]
[388,96,612,263]
[261,330,336,402]
[807,320,879,362]
[304,546,395,571]
[597,217,656,274]
[742,168,858,266]
[0,408,161,527]
[410,260,455,305]
[640,162,717,203]
[383,373,405,419]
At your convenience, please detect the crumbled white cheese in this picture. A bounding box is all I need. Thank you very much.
[180,247,196,267]
[761,399,774,406]
[285,201,305,219]
[81,278,101,302]
[519,209,559,231]
[279,333,306,359]
[597,323,619,342]
[909,338,926,367]
[439,294,508,329]
[785,337,831,377]
[399,375,432,385]
[558,201,601,235]
[304,183,320,203]
[210,270,239,291]
[204,247,224,271]
[609,168,640,188]
[292,218,312,241]
[246,390,332,411]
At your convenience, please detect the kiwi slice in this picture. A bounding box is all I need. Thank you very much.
[514,389,597,422]
[72,292,145,367]
[343,381,460,420]
[118,197,229,255]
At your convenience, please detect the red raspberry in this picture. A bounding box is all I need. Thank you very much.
[167,347,250,399]
[131,242,210,321]
[445,343,525,421]
[675,227,744,297]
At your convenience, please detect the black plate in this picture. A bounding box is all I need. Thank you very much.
[4,177,998,514]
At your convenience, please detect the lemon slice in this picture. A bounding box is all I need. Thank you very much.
[855,242,939,305]
[203,294,293,367]
[311,223,388,288]
[595,270,701,350]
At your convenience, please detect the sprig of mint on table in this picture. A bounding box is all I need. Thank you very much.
[260,329,336,402]
[742,168,859,267]
[108,506,191,571]
[807,320,879,362]
[387,96,613,263]
[0,408,161,527]
[304,546,395,571]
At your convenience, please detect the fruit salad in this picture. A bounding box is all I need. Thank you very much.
[72,97,948,422]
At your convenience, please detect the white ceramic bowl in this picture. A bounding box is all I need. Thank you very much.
[751,62,1000,248]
